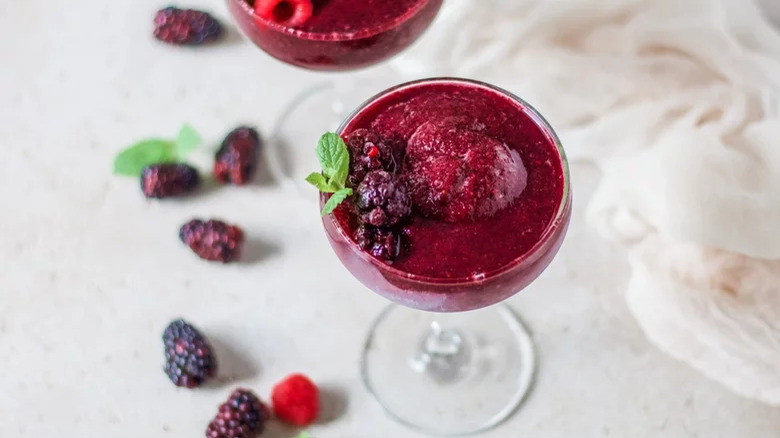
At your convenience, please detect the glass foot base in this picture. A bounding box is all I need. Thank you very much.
[362,304,536,436]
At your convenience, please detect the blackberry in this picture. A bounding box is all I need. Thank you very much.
[355,225,401,261]
[163,319,216,388]
[214,127,261,185]
[355,170,412,227]
[206,388,270,438]
[141,163,200,199]
[180,219,244,263]
[154,7,222,46]
[345,129,403,187]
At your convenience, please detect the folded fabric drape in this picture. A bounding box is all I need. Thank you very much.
[393,0,780,406]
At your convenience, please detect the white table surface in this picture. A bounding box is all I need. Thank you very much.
[2,1,780,437]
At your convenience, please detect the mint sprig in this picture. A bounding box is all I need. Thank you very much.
[174,123,201,158]
[306,132,353,216]
[295,434,312,438]
[113,124,202,176]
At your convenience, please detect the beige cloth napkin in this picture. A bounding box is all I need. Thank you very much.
[393,0,780,405]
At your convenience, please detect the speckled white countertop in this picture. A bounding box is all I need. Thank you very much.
[1,1,779,437]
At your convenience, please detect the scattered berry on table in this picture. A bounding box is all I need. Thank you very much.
[355,225,402,261]
[163,319,217,388]
[154,7,222,46]
[254,0,314,27]
[345,129,403,187]
[141,163,200,199]
[180,219,245,263]
[206,388,270,438]
[271,373,320,427]
[355,170,412,227]
[214,127,261,185]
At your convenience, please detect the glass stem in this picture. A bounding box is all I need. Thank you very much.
[408,321,471,383]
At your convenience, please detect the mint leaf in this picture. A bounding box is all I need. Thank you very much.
[310,133,353,214]
[175,123,201,158]
[321,188,352,216]
[114,124,203,177]
[295,433,311,438]
[306,172,337,193]
[113,139,176,176]
[316,132,349,184]
[331,140,350,188]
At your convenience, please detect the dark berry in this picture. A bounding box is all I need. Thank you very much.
[345,129,403,186]
[163,319,216,388]
[214,127,261,185]
[141,163,200,199]
[354,225,401,261]
[180,219,244,263]
[355,170,412,227]
[206,388,270,438]
[154,7,222,46]
[255,0,314,27]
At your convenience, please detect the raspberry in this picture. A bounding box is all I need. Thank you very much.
[355,170,412,227]
[214,127,261,185]
[345,129,403,187]
[180,219,244,263]
[355,225,402,261]
[271,374,320,427]
[141,163,200,199]
[163,319,216,388]
[153,7,222,46]
[206,388,270,438]
[255,0,314,27]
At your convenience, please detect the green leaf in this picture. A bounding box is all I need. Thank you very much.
[306,172,338,193]
[308,132,353,215]
[295,433,311,438]
[112,139,176,176]
[316,132,349,184]
[174,123,201,158]
[321,188,352,216]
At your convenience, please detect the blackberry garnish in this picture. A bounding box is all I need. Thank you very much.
[180,219,245,263]
[141,163,200,199]
[163,319,216,388]
[345,129,403,186]
[154,7,222,46]
[214,127,261,185]
[355,170,412,227]
[206,388,270,438]
[355,225,402,261]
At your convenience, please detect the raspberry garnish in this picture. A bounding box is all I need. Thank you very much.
[255,0,314,27]
[163,319,217,388]
[141,163,200,199]
[180,219,245,263]
[153,7,222,46]
[271,373,320,427]
[206,388,270,438]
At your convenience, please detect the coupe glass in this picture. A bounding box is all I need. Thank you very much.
[226,0,444,194]
[320,78,572,435]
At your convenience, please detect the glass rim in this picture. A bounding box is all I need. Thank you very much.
[227,0,435,42]
[325,77,572,286]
